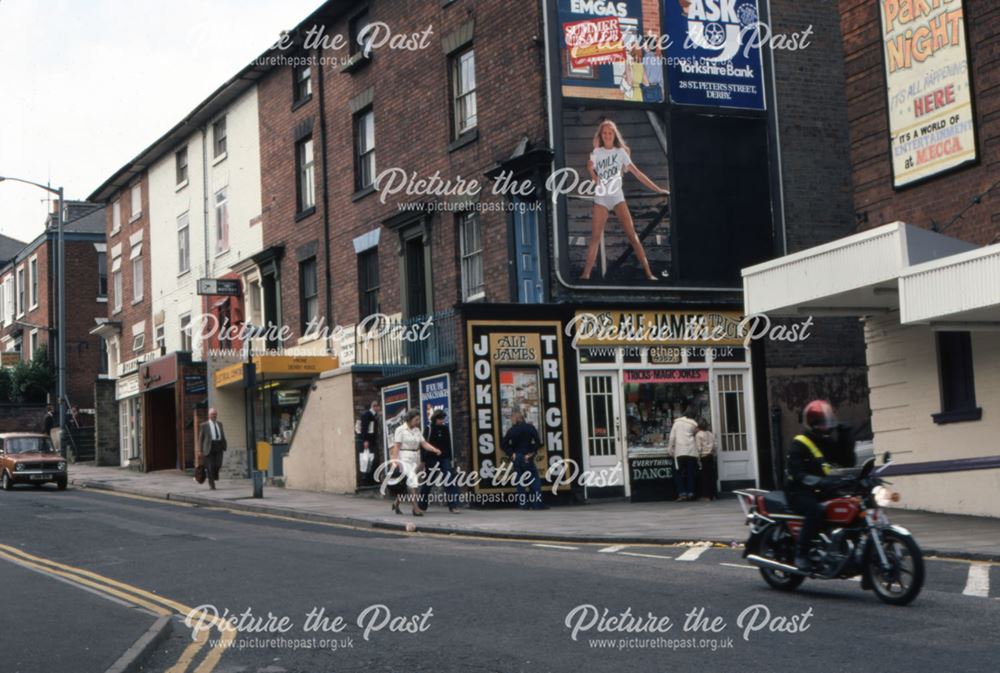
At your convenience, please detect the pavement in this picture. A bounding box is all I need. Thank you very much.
[67,463,1000,561]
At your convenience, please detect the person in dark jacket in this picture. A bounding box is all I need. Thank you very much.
[785,399,856,570]
[501,410,547,510]
[358,401,381,485]
[42,405,55,435]
[419,410,461,513]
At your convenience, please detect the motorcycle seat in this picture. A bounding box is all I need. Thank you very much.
[763,491,794,514]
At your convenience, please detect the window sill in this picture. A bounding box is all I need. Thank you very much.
[352,185,376,202]
[97,297,108,303]
[128,214,141,224]
[110,227,121,237]
[339,52,370,74]
[132,298,144,306]
[931,408,982,425]
[292,95,312,112]
[178,268,190,278]
[212,152,228,166]
[113,307,123,316]
[464,291,486,303]
[175,179,189,192]
[29,303,39,312]
[215,248,230,258]
[448,129,478,153]
[295,206,317,222]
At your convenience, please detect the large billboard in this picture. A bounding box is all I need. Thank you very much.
[879,0,976,188]
[557,0,665,104]
[663,0,766,110]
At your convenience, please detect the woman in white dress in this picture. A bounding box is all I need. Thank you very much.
[391,409,442,516]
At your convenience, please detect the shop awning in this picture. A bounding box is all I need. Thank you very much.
[742,222,975,317]
[900,243,1000,327]
[214,355,339,388]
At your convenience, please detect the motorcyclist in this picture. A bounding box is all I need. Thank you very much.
[784,400,856,570]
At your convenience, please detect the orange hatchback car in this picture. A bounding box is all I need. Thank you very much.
[0,432,67,490]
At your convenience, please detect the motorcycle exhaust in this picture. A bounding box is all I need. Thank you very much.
[746,554,807,576]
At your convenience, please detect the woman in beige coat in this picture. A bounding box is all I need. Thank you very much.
[667,407,700,501]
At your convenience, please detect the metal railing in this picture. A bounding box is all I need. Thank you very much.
[353,308,459,375]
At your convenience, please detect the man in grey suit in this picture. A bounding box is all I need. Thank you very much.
[200,408,227,490]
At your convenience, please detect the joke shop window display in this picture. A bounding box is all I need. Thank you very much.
[624,380,709,454]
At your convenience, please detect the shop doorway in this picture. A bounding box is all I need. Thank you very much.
[581,373,624,495]
[144,387,178,471]
[715,372,754,488]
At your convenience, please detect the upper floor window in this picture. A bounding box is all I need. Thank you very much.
[28,257,38,310]
[16,266,24,316]
[296,137,315,213]
[354,109,375,190]
[179,314,192,351]
[348,8,370,57]
[112,199,121,233]
[293,63,312,104]
[299,257,319,336]
[358,249,380,319]
[129,184,142,221]
[458,212,484,300]
[215,187,229,254]
[176,147,188,185]
[451,48,477,137]
[177,212,190,273]
[97,251,108,298]
[112,257,122,313]
[213,116,227,158]
[131,243,143,302]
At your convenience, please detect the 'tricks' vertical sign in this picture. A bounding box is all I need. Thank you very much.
[879,0,977,188]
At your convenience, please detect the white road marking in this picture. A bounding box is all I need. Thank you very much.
[532,543,579,551]
[599,545,627,553]
[963,563,990,597]
[676,546,710,562]
[619,552,673,560]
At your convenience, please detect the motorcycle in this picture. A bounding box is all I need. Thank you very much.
[735,454,924,605]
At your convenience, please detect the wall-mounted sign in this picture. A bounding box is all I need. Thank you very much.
[419,373,452,444]
[197,278,242,296]
[380,382,411,463]
[624,369,708,384]
[184,373,207,395]
[467,321,570,493]
[571,310,744,346]
[663,0,766,110]
[115,374,140,401]
[879,0,976,187]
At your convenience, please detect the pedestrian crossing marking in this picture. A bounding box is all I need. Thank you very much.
[676,546,710,562]
[533,543,579,551]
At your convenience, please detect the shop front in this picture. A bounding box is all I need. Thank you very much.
[212,355,338,477]
[572,310,757,501]
[116,373,141,467]
[139,352,207,472]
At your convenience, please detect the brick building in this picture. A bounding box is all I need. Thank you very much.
[744,0,1000,516]
[0,202,106,409]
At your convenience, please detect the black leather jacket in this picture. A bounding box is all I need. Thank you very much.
[784,425,856,495]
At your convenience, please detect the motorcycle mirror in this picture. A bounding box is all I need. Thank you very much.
[883,451,892,464]
[859,457,876,478]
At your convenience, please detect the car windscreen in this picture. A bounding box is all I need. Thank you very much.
[6,437,56,454]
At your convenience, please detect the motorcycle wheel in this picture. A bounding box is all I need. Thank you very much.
[865,529,924,606]
[758,523,805,591]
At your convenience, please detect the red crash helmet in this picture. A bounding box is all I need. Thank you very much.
[803,400,837,437]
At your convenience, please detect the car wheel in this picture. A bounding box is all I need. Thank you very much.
[57,479,68,491]
[1,471,12,491]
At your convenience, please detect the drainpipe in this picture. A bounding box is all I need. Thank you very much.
[316,45,333,342]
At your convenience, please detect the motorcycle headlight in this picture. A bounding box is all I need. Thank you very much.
[57,461,67,471]
[872,485,899,507]
[14,462,24,472]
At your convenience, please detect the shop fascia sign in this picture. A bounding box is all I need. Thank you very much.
[570,310,745,347]
[117,350,162,378]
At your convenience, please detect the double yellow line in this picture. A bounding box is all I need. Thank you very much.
[0,544,235,673]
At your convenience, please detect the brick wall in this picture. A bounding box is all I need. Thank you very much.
[63,238,106,406]
[840,0,1000,244]
[107,175,153,362]
[0,404,48,433]
[93,378,119,465]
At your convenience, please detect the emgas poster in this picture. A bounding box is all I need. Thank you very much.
[879,0,976,187]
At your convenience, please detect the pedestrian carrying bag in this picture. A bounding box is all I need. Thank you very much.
[194,464,207,484]
[359,448,374,473]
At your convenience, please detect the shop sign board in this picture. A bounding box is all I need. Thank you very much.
[467,321,570,493]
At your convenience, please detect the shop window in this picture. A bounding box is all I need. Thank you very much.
[933,332,981,424]
[624,373,710,453]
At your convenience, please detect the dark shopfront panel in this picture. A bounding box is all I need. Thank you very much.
[140,354,206,472]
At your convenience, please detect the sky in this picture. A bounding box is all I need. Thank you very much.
[0,0,320,244]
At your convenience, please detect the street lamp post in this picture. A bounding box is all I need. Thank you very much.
[0,176,67,456]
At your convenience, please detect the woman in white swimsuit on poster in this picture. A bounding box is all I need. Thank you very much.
[580,119,669,281]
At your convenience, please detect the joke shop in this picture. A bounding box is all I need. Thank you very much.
[569,309,758,501]
[466,320,571,498]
